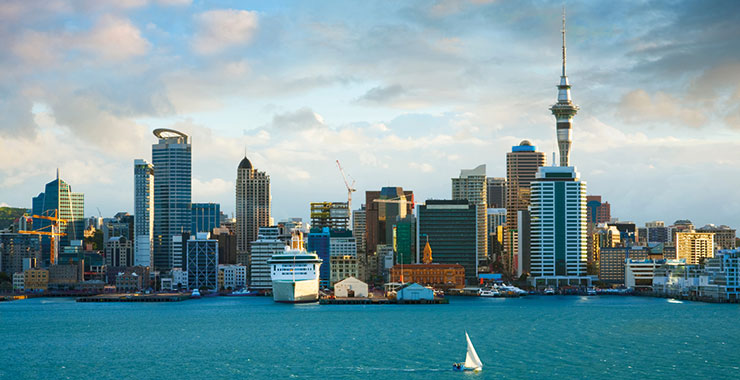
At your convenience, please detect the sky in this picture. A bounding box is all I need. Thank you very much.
[1,0,740,228]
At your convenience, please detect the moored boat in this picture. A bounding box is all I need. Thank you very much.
[268,248,322,303]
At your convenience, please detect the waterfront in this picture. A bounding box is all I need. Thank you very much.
[2,296,739,379]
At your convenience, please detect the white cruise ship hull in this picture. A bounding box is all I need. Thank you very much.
[272,279,320,303]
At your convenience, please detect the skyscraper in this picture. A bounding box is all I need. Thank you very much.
[452,164,487,266]
[528,12,588,288]
[417,200,477,284]
[486,177,506,209]
[505,141,546,274]
[32,171,85,265]
[134,159,154,267]
[235,156,271,265]
[191,203,221,234]
[152,128,192,272]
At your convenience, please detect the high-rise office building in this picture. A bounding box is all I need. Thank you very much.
[186,232,219,290]
[191,203,221,234]
[528,16,588,288]
[393,215,415,264]
[586,195,610,223]
[452,164,488,266]
[235,156,271,265]
[310,202,350,230]
[152,129,192,272]
[134,159,154,267]
[417,200,477,284]
[32,171,85,265]
[505,141,546,274]
[486,177,506,209]
[645,221,672,244]
[353,207,367,256]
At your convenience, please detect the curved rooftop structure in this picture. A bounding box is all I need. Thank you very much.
[519,140,532,146]
[153,128,189,143]
[238,156,252,170]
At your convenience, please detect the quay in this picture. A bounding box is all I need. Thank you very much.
[77,293,191,303]
[319,297,448,305]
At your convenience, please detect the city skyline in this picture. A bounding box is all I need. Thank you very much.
[2,1,740,228]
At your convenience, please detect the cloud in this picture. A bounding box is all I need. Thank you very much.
[78,14,151,60]
[8,14,150,65]
[409,162,435,173]
[271,107,326,131]
[193,177,233,201]
[357,84,405,104]
[617,89,707,128]
[192,9,259,55]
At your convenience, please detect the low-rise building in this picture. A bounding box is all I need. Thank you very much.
[625,259,664,291]
[171,268,188,289]
[218,264,248,290]
[12,272,24,291]
[48,264,81,289]
[396,283,434,301]
[334,276,368,298]
[390,263,465,289]
[599,246,649,285]
[24,268,49,291]
[116,272,143,293]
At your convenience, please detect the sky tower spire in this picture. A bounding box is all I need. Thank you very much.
[550,7,579,167]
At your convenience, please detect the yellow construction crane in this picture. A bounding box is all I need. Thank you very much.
[335,160,356,210]
[19,209,67,266]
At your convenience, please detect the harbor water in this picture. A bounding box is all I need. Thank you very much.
[1,295,739,379]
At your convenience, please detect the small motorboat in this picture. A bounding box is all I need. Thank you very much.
[586,287,597,296]
[478,288,499,297]
[228,288,258,296]
[190,289,201,299]
[453,332,483,372]
[544,286,556,295]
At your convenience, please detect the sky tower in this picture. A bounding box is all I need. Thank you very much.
[550,9,579,167]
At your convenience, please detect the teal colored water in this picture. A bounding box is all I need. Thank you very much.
[1,296,739,379]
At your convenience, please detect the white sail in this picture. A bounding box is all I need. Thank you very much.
[464,332,483,370]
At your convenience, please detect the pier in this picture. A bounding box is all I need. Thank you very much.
[319,297,448,305]
[77,293,191,303]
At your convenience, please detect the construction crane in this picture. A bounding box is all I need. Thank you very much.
[19,209,67,266]
[336,160,356,210]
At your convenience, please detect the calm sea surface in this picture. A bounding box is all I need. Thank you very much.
[1,295,739,379]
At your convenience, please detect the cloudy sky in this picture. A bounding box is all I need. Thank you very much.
[1,0,740,228]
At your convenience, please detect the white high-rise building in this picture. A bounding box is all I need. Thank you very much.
[330,236,357,257]
[134,159,154,267]
[529,166,588,288]
[249,226,286,290]
[452,164,487,265]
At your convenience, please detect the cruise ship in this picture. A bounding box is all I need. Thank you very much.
[268,248,323,303]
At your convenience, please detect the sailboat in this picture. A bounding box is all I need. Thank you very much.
[452,331,483,372]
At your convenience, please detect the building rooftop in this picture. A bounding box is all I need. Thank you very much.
[238,156,252,170]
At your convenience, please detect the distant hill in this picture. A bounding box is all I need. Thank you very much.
[0,207,28,230]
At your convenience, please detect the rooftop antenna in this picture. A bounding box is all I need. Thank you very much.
[561,5,567,77]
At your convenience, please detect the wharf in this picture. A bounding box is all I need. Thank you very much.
[77,293,190,303]
[320,297,448,305]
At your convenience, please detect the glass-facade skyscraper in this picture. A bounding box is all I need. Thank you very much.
[32,172,85,265]
[134,159,154,267]
[152,129,192,272]
[191,203,221,234]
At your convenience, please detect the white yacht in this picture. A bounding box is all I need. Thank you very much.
[268,248,323,303]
